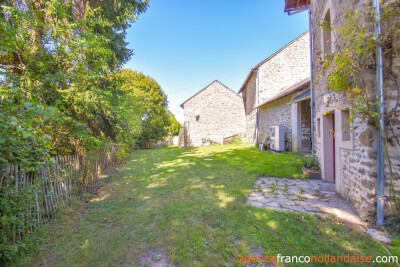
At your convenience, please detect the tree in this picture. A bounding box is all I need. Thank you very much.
[116,69,172,147]
[0,0,149,165]
[0,0,155,261]
[167,111,181,137]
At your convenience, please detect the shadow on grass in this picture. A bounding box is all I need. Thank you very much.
[12,144,398,267]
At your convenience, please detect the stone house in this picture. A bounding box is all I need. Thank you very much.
[239,31,311,152]
[180,80,246,147]
[284,0,400,219]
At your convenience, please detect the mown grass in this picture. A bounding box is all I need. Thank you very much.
[12,144,399,266]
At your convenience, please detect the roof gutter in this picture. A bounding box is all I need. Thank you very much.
[308,8,315,161]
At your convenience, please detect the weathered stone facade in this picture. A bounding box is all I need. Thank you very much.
[311,0,400,218]
[257,33,311,103]
[243,73,257,142]
[240,32,311,149]
[180,80,246,147]
[301,100,312,153]
[258,94,294,150]
[258,80,311,152]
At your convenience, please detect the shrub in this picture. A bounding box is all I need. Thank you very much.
[116,144,132,161]
[301,156,320,171]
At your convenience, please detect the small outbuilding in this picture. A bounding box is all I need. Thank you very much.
[180,80,246,147]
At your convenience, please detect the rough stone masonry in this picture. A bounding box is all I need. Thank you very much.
[180,80,246,147]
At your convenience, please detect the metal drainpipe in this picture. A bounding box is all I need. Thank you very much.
[256,70,260,144]
[373,0,385,227]
[308,8,315,160]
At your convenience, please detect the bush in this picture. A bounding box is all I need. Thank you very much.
[116,144,132,161]
[301,156,320,171]
[0,181,40,262]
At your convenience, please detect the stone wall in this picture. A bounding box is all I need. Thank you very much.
[242,72,257,143]
[241,32,310,145]
[258,32,310,102]
[258,95,311,152]
[181,81,246,147]
[258,94,293,150]
[301,100,312,153]
[312,0,400,218]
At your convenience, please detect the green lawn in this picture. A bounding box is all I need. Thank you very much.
[13,144,398,266]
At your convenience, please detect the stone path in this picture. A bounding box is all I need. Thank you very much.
[247,177,367,226]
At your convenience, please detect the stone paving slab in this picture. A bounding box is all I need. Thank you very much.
[247,177,367,226]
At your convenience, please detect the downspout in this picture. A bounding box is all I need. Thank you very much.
[373,0,385,227]
[308,8,315,160]
[255,70,260,144]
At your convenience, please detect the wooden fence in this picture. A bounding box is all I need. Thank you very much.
[0,145,118,245]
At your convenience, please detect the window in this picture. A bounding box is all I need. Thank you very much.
[317,118,321,138]
[322,9,332,57]
[341,109,351,141]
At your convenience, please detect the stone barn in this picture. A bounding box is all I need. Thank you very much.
[180,80,246,147]
[239,31,311,152]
